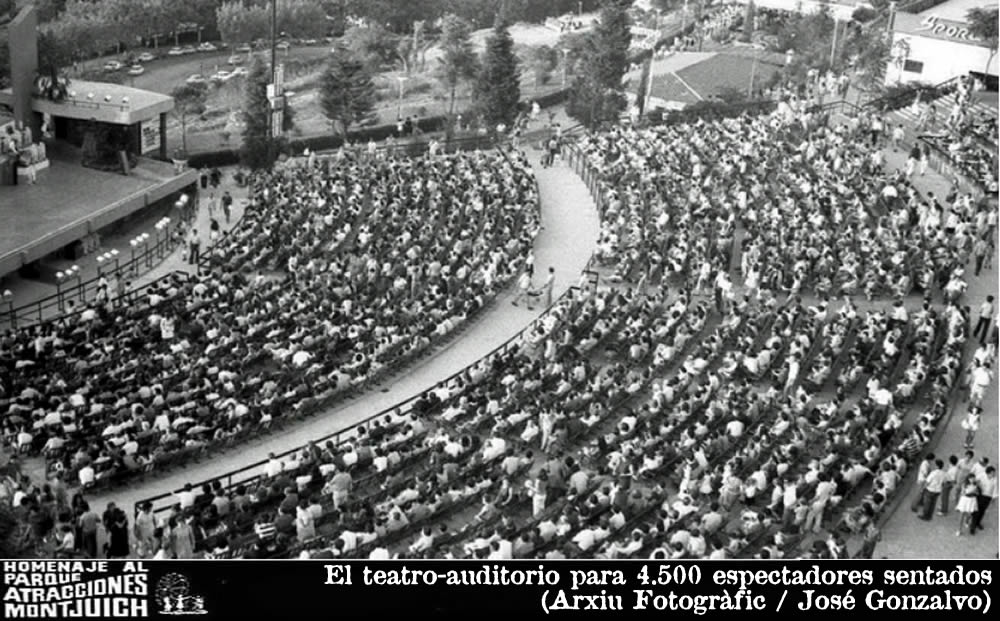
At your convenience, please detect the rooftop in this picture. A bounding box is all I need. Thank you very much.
[910,0,994,20]
[0,80,173,125]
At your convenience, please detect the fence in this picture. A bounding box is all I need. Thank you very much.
[3,225,184,329]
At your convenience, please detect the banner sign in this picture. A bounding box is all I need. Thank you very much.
[1,561,995,619]
[140,123,160,155]
[895,13,992,47]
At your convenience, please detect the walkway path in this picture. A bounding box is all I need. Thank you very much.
[875,143,999,559]
[90,149,600,511]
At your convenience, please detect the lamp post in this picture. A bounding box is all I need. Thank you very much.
[140,233,152,269]
[396,76,409,122]
[2,289,13,329]
[267,0,278,168]
[96,254,105,278]
[130,237,140,269]
[55,271,65,312]
[110,249,120,274]
[69,264,82,303]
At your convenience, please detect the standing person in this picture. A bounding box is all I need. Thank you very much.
[77,502,99,558]
[106,507,130,559]
[511,268,534,309]
[541,267,555,308]
[891,124,905,152]
[210,167,221,188]
[956,475,980,536]
[187,228,200,265]
[171,515,195,559]
[962,407,981,449]
[526,470,548,518]
[911,454,935,513]
[856,521,881,559]
[970,466,996,535]
[209,218,221,245]
[919,459,945,521]
[221,191,233,224]
[973,296,994,344]
[940,455,959,515]
[134,502,157,557]
[973,237,990,277]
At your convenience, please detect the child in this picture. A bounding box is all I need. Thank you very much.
[961,406,981,449]
[955,476,979,536]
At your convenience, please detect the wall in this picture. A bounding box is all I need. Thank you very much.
[886,32,998,85]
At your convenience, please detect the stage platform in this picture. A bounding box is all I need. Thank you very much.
[0,151,197,276]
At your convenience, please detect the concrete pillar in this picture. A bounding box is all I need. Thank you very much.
[159,112,168,161]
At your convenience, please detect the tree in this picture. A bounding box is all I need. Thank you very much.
[342,24,400,71]
[967,7,999,78]
[319,48,377,141]
[437,13,478,121]
[171,82,208,154]
[566,0,632,129]
[635,55,651,115]
[525,45,559,88]
[241,56,274,170]
[474,17,521,129]
[740,0,754,44]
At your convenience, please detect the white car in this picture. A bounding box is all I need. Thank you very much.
[198,42,217,52]
[227,54,244,65]
[229,67,248,78]
[301,38,318,45]
[167,47,185,56]
[137,52,156,63]
[210,70,232,83]
[103,60,123,72]
[127,65,145,76]
[275,41,291,51]
[186,74,206,85]
[181,46,197,55]
[235,44,252,53]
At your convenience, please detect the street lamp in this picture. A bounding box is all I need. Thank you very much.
[396,76,409,122]
[130,237,140,269]
[2,289,13,329]
[55,271,65,311]
[561,48,570,87]
[69,264,82,303]
[140,233,152,268]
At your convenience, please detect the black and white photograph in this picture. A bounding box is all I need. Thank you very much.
[0,0,997,617]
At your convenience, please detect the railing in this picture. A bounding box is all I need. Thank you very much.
[135,283,589,516]
[3,224,185,329]
[133,146,599,515]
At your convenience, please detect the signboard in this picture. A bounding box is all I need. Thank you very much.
[140,122,160,154]
[895,13,991,47]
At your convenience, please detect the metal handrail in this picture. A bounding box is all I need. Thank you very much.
[132,153,582,515]
[4,231,183,329]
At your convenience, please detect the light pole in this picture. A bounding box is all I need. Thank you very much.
[2,289,13,329]
[140,233,152,269]
[396,76,409,122]
[69,264,82,302]
[55,271,65,312]
[267,0,278,168]
[130,237,140,269]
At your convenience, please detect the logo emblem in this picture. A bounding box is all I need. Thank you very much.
[156,573,207,616]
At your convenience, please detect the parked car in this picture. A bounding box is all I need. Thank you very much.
[127,65,145,76]
[102,60,123,72]
[227,54,244,65]
[167,47,185,56]
[235,44,252,53]
[137,52,156,63]
[275,41,291,51]
[229,67,249,78]
[186,74,206,85]
[301,38,318,45]
[197,42,217,52]
[210,70,232,83]
[181,45,197,55]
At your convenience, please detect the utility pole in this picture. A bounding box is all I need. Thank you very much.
[267,0,277,167]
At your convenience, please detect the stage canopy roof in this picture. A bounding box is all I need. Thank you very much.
[0,80,173,126]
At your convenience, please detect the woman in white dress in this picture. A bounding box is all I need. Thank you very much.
[955,476,980,536]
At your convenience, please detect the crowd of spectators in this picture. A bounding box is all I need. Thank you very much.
[574,102,993,303]
[0,148,540,492]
